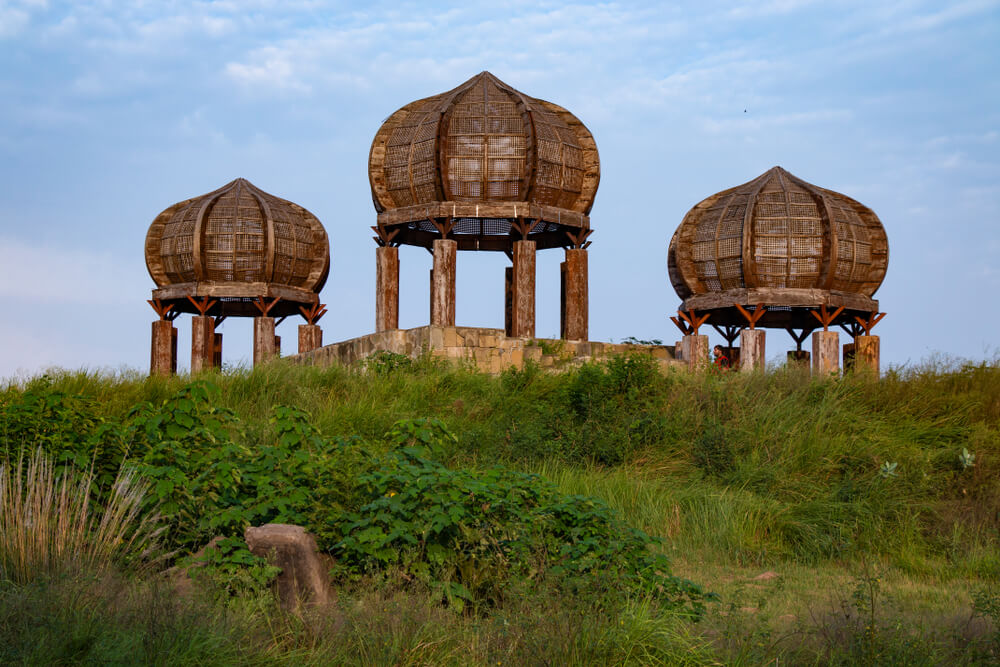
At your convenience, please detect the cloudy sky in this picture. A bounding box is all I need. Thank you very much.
[1,0,998,379]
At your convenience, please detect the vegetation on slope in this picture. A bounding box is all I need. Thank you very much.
[1,353,998,664]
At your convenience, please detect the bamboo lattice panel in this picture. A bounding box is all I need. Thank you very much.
[669,166,888,299]
[146,178,330,296]
[370,71,599,234]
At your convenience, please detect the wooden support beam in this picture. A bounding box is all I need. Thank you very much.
[430,239,456,327]
[855,335,880,375]
[677,309,710,336]
[812,330,839,376]
[739,329,766,372]
[563,248,588,341]
[734,303,767,330]
[150,319,176,377]
[298,324,322,355]
[376,245,399,332]
[511,240,536,338]
[253,317,277,366]
[809,304,845,332]
[191,315,216,373]
[682,335,709,371]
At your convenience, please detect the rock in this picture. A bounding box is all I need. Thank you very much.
[244,523,334,610]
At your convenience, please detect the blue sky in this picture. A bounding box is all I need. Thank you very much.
[1,0,998,378]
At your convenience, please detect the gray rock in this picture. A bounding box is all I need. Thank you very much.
[244,523,334,610]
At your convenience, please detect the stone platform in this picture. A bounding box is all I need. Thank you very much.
[290,325,680,374]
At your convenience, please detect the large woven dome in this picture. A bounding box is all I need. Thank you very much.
[368,71,600,251]
[669,167,888,307]
[145,178,330,316]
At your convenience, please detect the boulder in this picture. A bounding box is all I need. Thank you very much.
[244,523,334,610]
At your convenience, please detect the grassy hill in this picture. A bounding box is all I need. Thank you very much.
[2,354,998,664]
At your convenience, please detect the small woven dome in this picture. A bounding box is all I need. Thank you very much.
[669,167,888,301]
[145,178,330,315]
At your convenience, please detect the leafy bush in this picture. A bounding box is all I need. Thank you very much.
[334,419,709,615]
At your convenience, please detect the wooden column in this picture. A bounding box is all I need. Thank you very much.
[298,324,322,354]
[150,320,176,377]
[740,329,766,372]
[191,316,216,373]
[812,330,839,376]
[843,342,856,372]
[213,333,223,368]
[855,335,880,375]
[787,350,810,366]
[682,335,709,370]
[510,240,536,338]
[430,239,456,327]
[253,317,277,366]
[562,248,588,341]
[504,266,513,336]
[375,246,399,332]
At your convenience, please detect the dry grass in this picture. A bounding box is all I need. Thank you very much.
[0,450,163,584]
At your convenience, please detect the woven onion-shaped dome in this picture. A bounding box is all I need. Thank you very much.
[669,167,888,302]
[145,178,330,316]
[368,71,600,251]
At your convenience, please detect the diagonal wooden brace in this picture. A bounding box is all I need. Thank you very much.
[734,303,767,330]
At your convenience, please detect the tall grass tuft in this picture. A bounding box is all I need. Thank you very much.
[0,450,163,584]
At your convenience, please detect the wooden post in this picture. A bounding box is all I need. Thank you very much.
[430,239,456,327]
[213,333,223,369]
[375,246,399,332]
[843,342,856,372]
[563,248,588,341]
[298,324,322,354]
[787,350,810,366]
[511,240,536,338]
[855,335,880,375]
[253,317,277,366]
[812,330,839,376]
[740,329,766,372]
[150,320,176,376]
[191,316,216,373]
[504,266,513,337]
[682,334,709,370]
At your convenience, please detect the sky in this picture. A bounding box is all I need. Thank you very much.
[0,0,998,379]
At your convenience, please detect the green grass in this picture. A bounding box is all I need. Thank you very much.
[2,353,999,663]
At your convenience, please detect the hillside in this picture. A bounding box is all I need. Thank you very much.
[1,354,998,664]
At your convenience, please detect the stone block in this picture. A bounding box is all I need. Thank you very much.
[244,524,333,611]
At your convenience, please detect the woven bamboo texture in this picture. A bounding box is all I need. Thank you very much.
[669,167,888,300]
[369,72,600,247]
[145,178,330,297]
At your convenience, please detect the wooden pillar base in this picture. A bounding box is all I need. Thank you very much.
[150,320,177,377]
[376,246,399,333]
[191,316,217,373]
[511,240,536,338]
[682,334,709,370]
[431,239,456,327]
[739,329,766,372]
[843,342,856,372]
[562,248,588,341]
[254,317,277,366]
[812,330,839,376]
[787,350,810,366]
[298,324,322,354]
[855,335,880,375]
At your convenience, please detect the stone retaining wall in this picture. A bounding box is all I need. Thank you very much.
[290,325,680,374]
